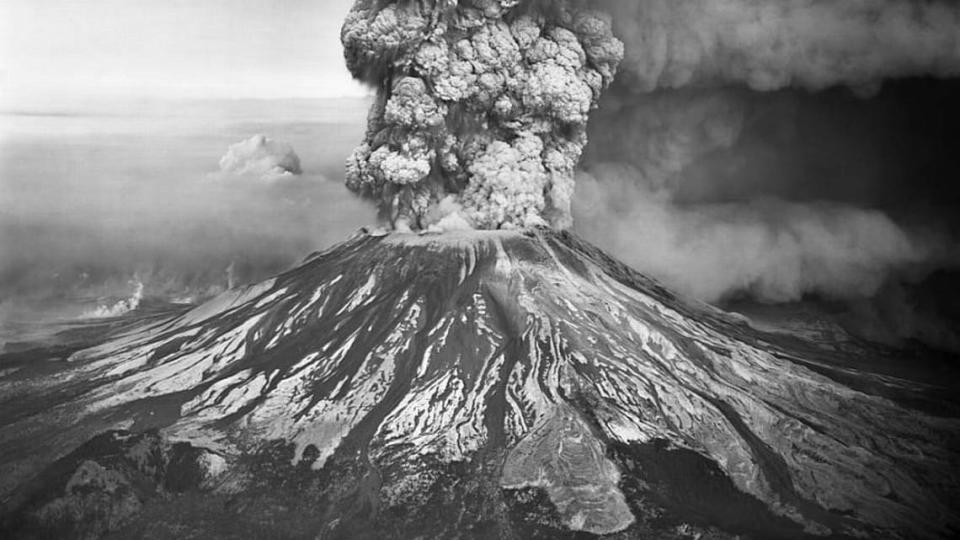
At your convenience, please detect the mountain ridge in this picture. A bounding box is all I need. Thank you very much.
[1,228,957,538]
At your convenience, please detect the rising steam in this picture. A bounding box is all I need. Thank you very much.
[217,134,303,181]
[574,165,941,303]
[83,279,145,319]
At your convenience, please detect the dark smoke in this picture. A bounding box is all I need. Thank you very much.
[340,0,623,229]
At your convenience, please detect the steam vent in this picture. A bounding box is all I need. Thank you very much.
[1,229,958,538]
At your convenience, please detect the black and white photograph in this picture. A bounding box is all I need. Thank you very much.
[1,0,960,538]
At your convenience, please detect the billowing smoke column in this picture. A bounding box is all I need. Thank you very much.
[341,0,623,230]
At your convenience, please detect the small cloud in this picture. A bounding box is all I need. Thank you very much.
[217,134,302,180]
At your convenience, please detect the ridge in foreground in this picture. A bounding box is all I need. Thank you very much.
[1,228,958,539]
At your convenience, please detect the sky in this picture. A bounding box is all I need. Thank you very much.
[0,0,367,108]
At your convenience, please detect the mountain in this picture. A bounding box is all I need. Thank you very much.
[1,228,958,539]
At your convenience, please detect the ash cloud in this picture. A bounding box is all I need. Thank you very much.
[574,164,950,304]
[601,0,960,94]
[340,0,622,230]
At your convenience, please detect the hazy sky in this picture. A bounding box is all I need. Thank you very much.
[0,0,366,107]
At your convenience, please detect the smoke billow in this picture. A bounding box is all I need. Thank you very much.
[217,134,303,180]
[574,163,945,304]
[340,0,622,230]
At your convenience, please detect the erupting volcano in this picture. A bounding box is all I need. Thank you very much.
[3,0,960,539]
[2,229,958,538]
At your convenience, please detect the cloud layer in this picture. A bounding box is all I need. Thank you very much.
[604,0,960,93]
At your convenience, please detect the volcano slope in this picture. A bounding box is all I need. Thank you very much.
[1,228,958,539]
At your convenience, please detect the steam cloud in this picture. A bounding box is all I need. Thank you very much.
[218,134,303,180]
[574,164,942,304]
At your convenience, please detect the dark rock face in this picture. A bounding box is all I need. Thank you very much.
[1,430,223,538]
[1,229,958,538]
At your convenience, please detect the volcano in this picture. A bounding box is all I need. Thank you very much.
[1,228,958,539]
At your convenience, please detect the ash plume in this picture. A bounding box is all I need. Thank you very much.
[341,0,623,230]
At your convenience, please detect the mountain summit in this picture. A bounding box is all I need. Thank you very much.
[1,229,958,538]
